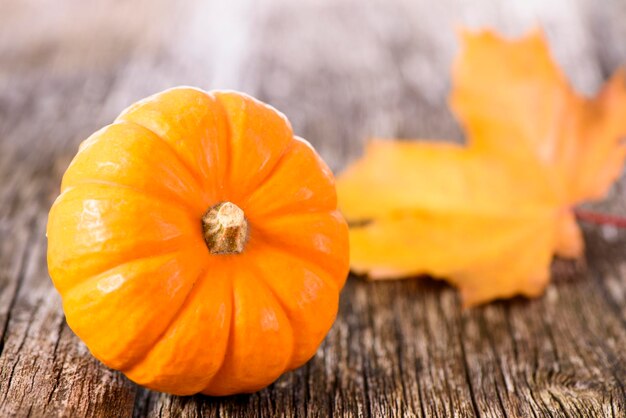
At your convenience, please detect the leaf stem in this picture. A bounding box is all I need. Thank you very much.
[573,209,626,228]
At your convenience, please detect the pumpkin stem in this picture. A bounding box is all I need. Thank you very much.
[202,202,248,254]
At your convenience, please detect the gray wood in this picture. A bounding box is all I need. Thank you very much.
[1,0,625,416]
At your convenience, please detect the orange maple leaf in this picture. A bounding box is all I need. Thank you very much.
[337,29,626,306]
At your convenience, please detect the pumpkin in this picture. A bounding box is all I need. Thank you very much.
[46,87,349,396]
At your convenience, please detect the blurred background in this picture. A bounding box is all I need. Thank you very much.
[3,0,626,172]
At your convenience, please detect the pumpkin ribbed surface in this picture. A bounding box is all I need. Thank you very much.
[47,88,349,395]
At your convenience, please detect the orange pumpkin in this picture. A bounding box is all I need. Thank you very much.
[46,88,349,395]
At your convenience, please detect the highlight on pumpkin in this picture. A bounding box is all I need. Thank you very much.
[337,29,626,307]
[46,88,350,396]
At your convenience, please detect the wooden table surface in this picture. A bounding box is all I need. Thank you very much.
[1,0,626,416]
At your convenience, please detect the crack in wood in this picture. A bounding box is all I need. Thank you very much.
[0,229,33,360]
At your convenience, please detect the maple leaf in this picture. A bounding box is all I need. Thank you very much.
[337,29,626,306]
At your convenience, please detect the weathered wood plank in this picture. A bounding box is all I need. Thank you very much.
[1,0,625,417]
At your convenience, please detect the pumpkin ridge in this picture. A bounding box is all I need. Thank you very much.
[60,178,202,215]
[245,259,297,367]
[61,247,207,370]
[245,247,341,370]
[51,239,191,294]
[240,139,296,209]
[118,120,210,203]
[60,121,209,212]
[243,137,338,219]
[251,244,341,369]
[246,201,338,222]
[263,237,345,290]
[59,244,203,303]
[210,91,233,198]
[201,270,295,395]
[200,267,237,394]
[251,211,349,286]
[52,180,199,219]
[48,187,202,293]
[259,244,344,286]
[252,242,340,297]
[213,91,295,204]
[120,259,214,374]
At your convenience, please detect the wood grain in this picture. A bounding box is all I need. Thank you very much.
[1,0,625,416]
